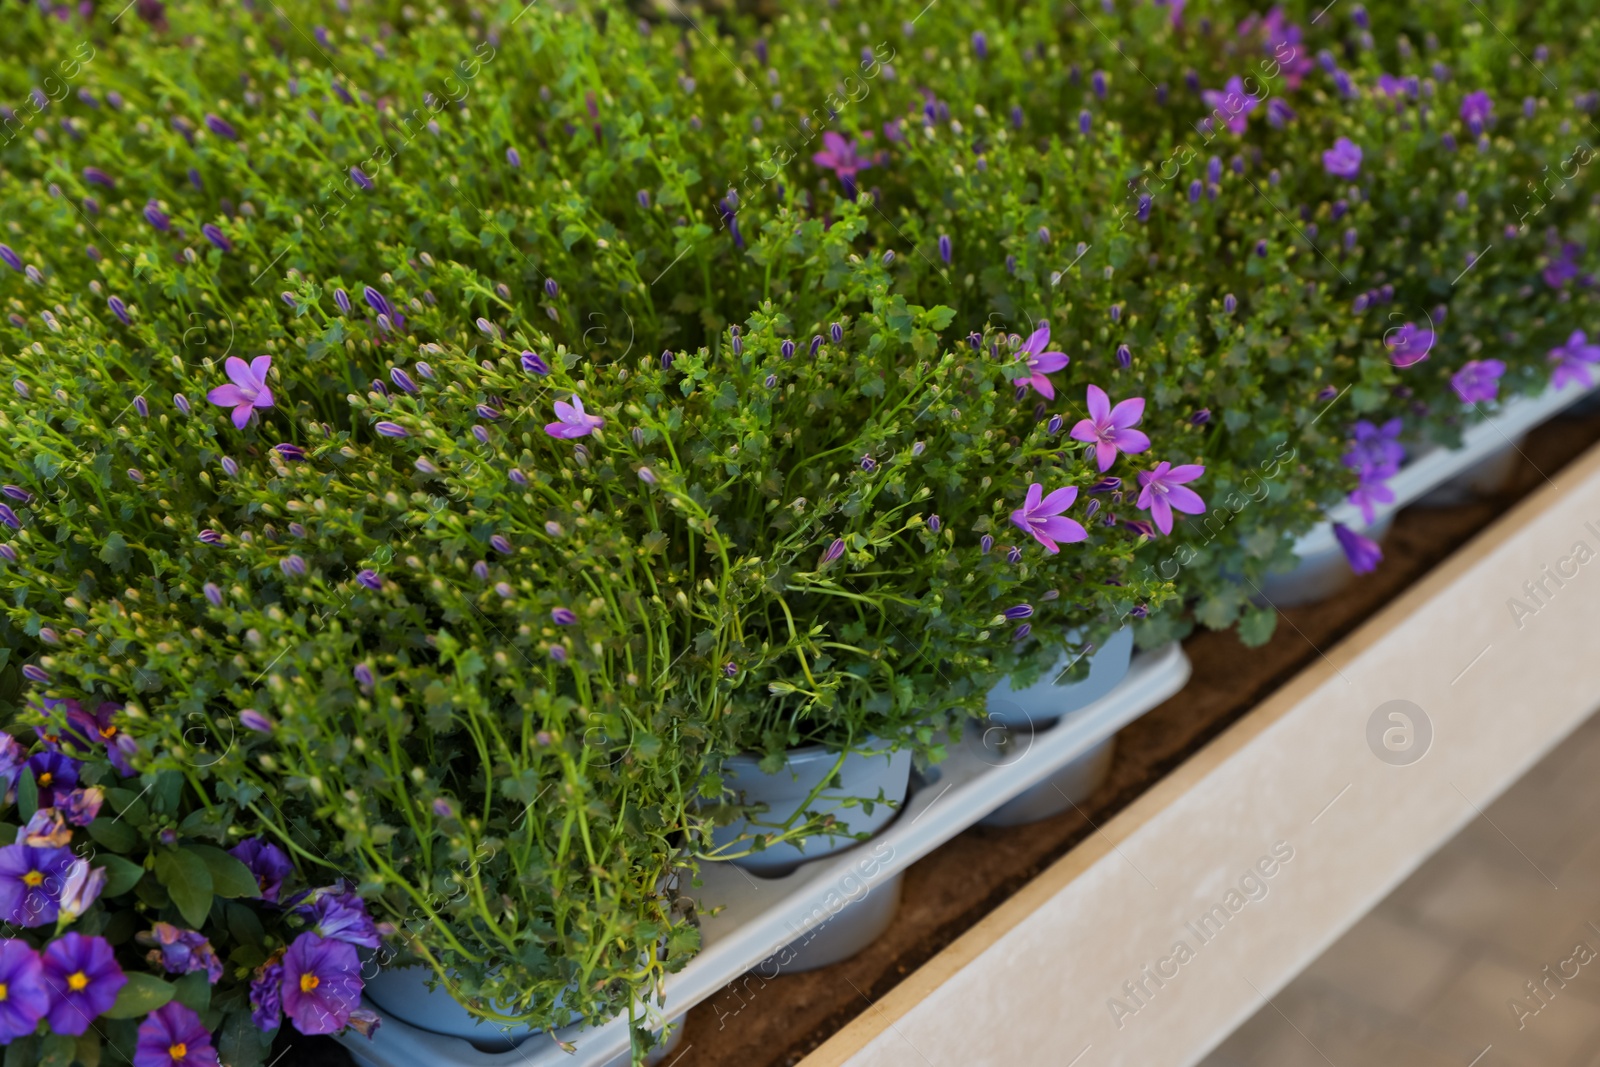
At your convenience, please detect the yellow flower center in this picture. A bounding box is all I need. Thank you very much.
[300,974,320,993]
[101,726,117,739]
[37,773,52,787]
[68,971,89,992]
[169,1043,188,1060]
[0,982,8,1001]
[22,872,43,888]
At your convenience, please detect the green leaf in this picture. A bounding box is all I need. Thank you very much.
[154,848,214,927]
[99,531,131,572]
[15,769,37,822]
[99,854,145,897]
[3,1036,35,1067]
[103,973,176,1019]
[173,970,212,1014]
[74,1033,102,1067]
[218,1009,272,1067]
[1237,605,1280,647]
[38,1034,75,1067]
[183,844,258,899]
[86,816,138,854]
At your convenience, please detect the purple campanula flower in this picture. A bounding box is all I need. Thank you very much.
[1071,386,1151,471]
[1255,239,1268,257]
[1549,330,1600,390]
[205,113,239,140]
[0,940,47,1042]
[549,645,568,663]
[135,1000,219,1067]
[811,131,873,198]
[475,317,498,340]
[144,200,171,230]
[809,335,824,356]
[1345,418,1405,476]
[972,30,987,58]
[362,286,391,317]
[134,395,150,418]
[1135,462,1207,535]
[1079,109,1092,135]
[1092,70,1107,97]
[830,322,845,344]
[1451,359,1505,405]
[201,224,232,251]
[1047,414,1064,435]
[1009,483,1087,554]
[175,391,194,415]
[1266,98,1295,129]
[82,166,114,189]
[545,395,604,439]
[281,932,362,1034]
[780,339,797,359]
[1138,194,1152,221]
[477,404,502,421]
[1460,90,1493,134]
[544,278,559,298]
[1015,323,1070,399]
[1323,138,1362,178]
[0,545,15,564]
[1007,545,1024,563]
[207,356,274,428]
[272,442,305,461]
[280,555,307,577]
[1189,179,1202,203]
[239,710,275,734]
[1385,322,1434,367]
[333,288,351,314]
[374,421,408,438]
[1543,242,1582,289]
[0,505,20,530]
[188,167,203,189]
[820,538,846,566]
[1333,522,1383,574]
[488,535,513,556]
[0,486,28,504]
[0,245,20,272]
[980,534,994,554]
[859,454,876,472]
[550,607,578,626]
[938,234,952,263]
[1013,623,1032,642]
[507,147,522,168]
[350,166,372,190]
[1116,343,1132,368]
[926,514,942,533]
[230,838,293,902]
[1002,604,1034,621]
[201,582,224,607]
[41,933,125,1035]
[1201,76,1259,134]
[197,529,224,547]
[390,367,418,394]
[140,922,225,984]
[520,351,551,376]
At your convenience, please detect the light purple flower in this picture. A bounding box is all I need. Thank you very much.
[820,538,846,566]
[240,709,275,733]
[1346,419,1405,476]
[1451,359,1505,405]
[374,421,408,438]
[1460,89,1493,134]
[207,355,274,428]
[544,394,604,439]
[58,859,106,921]
[356,569,382,590]
[1200,76,1260,134]
[1385,322,1434,367]
[41,932,126,1035]
[1549,330,1600,389]
[1333,522,1383,574]
[1002,604,1034,620]
[1015,323,1070,399]
[1135,463,1207,535]
[1070,386,1150,471]
[281,933,362,1034]
[811,130,873,197]
[1009,483,1088,554]
[1323,137,1363,178]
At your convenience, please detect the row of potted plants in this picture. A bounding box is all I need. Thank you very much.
[0,0,1596,1061]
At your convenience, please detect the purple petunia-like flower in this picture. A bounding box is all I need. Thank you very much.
[1451,359,1505,405]
[1200,76,1259,134]
[1014,323,1070,399]
[811,130,873,198]
[1070,385,1151,471]
[28,751,80,807]
[1009,483,1088,554]
[545,394,604,439]
[0,940,48,1042]
[1549,330,1600,390]
[41,932,126,1036]
[294,886,383,950]
[140,923,225,984]
[1135,462,1207,535]
[1333,522,1383,574]
[135,1000,220,1067]
[229,838,294,902]
[281,932,363,1035]
[207,356,274,428]
[1323,137,1363,179]
[1460,90,1493,134]
[1385,322,1434,367]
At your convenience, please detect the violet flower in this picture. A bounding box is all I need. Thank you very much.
[1543,242,1582,288]
[229,838,294,902]
[139,922,225,984]
[204,113,239,140]
[0,940,47,1042]
[0,246,21,272]
[1014,323,1070,399]
[350,166,372,191]
[1323,137,1363,178]
[1549,330,1600,389]
[240,710,276,733]
[28,750,80,807]
[1451,359,1505,405]
[1334,522,1383,574]
[201,224,232,251]
[544,394,604,439]
[1009,483,1088,554]
[82,166,114,189]
[207,355,274,428]
[811,131,873,198]
[250,953,284,1031]
[281,933,362,1034]
[1070,385,1150,471]
[551,607,578,625]
[1384,322,1434,367]
[1135,462,1207,535]
[294,886,382,949]
[135,1001,219,1067]
[58,859,106,920]
[1200,76,1259,134]
[819,538,846,566]
[41,932,125,1035]
[143,200,171,230]
[520,351,551,375]
[1460,90,1493,134]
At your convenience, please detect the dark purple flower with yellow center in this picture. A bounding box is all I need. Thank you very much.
[82,166,115,189]
[207,355,274,428]
[1071,385,1150,471]
[545,395,604,439]
[229,838,293,902]
[41,932,125,1034]
[1323,138,1362,178]
[1136,462,1207,535]
[28,751,80,807]
[1334,522,1383,574]
[0,844,73,927]
[811,131,873,198]
[204,113,239,140]
[1009,483,1088,554]
[201,224,232,251]
[0,939,48,1041]
[135,1000,220,1067]
[139,923,225,984]
[1460,90,1493,134]
[281,933,361,1034]
[1014,323,1070,399]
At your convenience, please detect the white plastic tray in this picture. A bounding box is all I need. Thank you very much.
[1292,378,1598,558]
[338,643,1193,1067]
